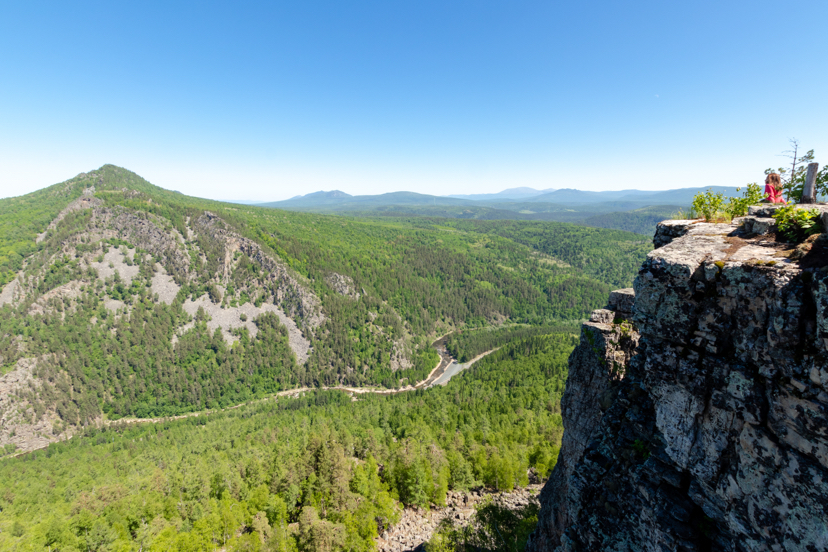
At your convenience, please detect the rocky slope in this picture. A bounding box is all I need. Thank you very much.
[378,486,541,552]
[529,218,828,551]
[0,170,327,454]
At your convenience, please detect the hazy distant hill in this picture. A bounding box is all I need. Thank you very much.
[447,186,556,201]
[261,184,739,212]
[255,184,740,235]
[260,190,472,210]
[577,205,683,234]
[525,186,740,205]
[258,189,354,208]
[221,199,264,205]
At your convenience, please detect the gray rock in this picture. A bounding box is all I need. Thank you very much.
[607,288,635,319]
[742,216,776,235]
[747,204,781,217]
[588,309,615,324]
[528,218,828,552]
[749,203,828,220]
[652,219,697,248]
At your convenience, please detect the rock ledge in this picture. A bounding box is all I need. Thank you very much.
[529,219,828,552]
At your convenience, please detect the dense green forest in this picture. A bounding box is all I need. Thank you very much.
[0,166,647,429]
[316,204,678,236]
[445,324,578,362]
[0,333,574,552]
[402,219,650,289]
[0,179,86,287]
[578,205,679,236]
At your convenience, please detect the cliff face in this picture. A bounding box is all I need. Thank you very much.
[529,219,828,551]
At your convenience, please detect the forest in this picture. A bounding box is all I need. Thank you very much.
[0,178,84,288]
[0,333,575,552]
[0,166,647,426]
[0,165,645,551]
[288,204,676,236]
[444,324,578,363]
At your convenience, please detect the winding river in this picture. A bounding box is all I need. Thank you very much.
[416,334,498,388]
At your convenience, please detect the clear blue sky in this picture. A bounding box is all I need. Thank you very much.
[2,0,827,201]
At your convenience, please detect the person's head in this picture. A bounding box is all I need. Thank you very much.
[766,173,781,188]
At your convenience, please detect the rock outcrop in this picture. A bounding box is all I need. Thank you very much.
[0,358,77,455]
[194,212,324,330]
[92,207,191,283]
[529,218,828,551]
[36,186,101,243]
[325,272,360,299]
[378,486,541,552]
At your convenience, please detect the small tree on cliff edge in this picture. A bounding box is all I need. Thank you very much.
[765,139,828,202]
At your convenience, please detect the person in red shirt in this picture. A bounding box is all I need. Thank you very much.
[764,173,786,204]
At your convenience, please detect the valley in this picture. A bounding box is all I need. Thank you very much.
[0,165,644,551]
[0,328,574,552]
[62,336,498,441]
[3,2,815,549]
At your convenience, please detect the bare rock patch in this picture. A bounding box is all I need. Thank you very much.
[90,248,140,285]
[0,358,72,455]
[180,295,311,363]
[28,280,83,317]
[326,272,360,299]
[0,278,20,307]
[151,264,180,304]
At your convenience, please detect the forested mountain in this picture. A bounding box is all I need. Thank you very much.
[0,165,648,457]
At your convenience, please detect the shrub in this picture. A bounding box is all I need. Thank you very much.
[725,183,765,218]
[208,283,223,304]
[671,208,690,219]
[773,205,822,242]
[691,189,726,222]
[691,183,769,222]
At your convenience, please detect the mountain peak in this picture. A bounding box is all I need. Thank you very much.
[300,190,352,199]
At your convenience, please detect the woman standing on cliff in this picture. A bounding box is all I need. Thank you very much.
[764,173,786,203]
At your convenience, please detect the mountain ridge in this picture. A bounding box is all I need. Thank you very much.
[446,186,557,200]
[257,184,740,210]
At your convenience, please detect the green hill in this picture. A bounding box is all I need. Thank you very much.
[0,165,650,454]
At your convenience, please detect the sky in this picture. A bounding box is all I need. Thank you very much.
[1,0,827,202]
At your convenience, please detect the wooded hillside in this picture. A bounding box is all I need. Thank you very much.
[0,165,646,453]
[0,333,575,551]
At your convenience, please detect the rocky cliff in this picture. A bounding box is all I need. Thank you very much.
[529,218,828,551]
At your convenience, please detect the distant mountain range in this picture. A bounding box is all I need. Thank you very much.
[517,186,740,206]
[245,184,743,235]
[258,190,472,210]
[255,185,739,209]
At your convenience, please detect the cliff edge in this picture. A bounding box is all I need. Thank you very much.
[528,218,828,551]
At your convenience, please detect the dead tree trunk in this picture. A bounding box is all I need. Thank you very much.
[802,163,819,204]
